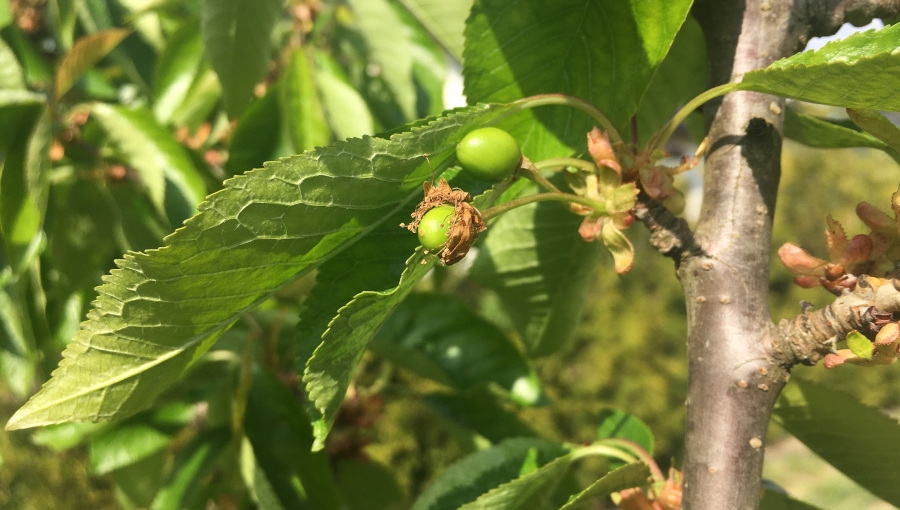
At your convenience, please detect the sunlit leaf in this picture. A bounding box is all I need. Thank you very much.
[740,23,900,111]
[201,0,280,117]
[464,0,693,159]
[55,28,130,100]
[6,103,512,431]
[773,379,900,506]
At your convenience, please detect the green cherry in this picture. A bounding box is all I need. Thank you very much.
[417,204,455,251]
[456,127,522,181]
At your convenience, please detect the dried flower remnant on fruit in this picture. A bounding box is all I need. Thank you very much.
[402,178,486,265]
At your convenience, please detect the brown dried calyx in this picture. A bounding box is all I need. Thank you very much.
[402,178,486,265]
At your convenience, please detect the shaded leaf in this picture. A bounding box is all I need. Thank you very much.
[304,249,437,451]
[411,437,569,510]
[149,427,230,510]
[55,28,130,100]
[0,90,50,273]
[558,462,651,510]
[370,293,540,397]
[740,23,900,111]
[397,0,471,62]
[89,421,172,474]
[348,0,417,120]
[636,15,707,144]
[313,50,375,140]
[224,81,284,178]
[772,379,900,506]
[5,104,512,431]
[847,108,900,152]
[471,181,601,357]
[280,49,330,152]
[596,409,654,457]
[244,369,341,510]
[464,0,693,159]
[424,389,537,445]
[154,20,221,128]
[90,102,207,226]
[0,37,25,89]
[784,108,886,150]
[201,0,281,117]
[460,450,575,509]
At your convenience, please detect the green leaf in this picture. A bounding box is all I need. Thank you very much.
[463,0,693,159]
[847,108,900,152]
[424,389,537,445]
[0,1,11,29]
[224,81,284,178]
[558,462,651,510]
[636,15,706,144]
[396,0,471,63]
[596,409,654,457]
[55,28,130,100]
[89,421,172,474]
[305,249,437,451]
[0,37,25,89]
[845,331,873,360]
[471,181,601,357]
[149,427,230,510]
[280,49,330,152]
[1,26,52,89]
[411,437,569,510]
[0,90,50,274]
[370,293,539,395]
[154,19,222,128]
[240,437,286,510]
[201,0,281,117]
[772,379,900,506]
[784,108,887,150]
[293,213,418,368]
[313,49,375,140]
[348,0,417,120]
[244,369,342,510]
[90,102,207,226]
[460,450,575,509]
[740,23,900,111]
[0,269,39,397]
[6,103,511,431]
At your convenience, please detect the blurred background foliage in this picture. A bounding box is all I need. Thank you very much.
[2,0,900,507]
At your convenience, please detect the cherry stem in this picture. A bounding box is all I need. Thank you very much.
[595,438,666,483]
[481,191,606,220]
[502,94,622,144]
[648,82,742,154]
[516,159,561,193]
[533,157,597,173]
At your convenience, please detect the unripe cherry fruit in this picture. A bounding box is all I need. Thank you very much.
[455,127,522,181]
[417,204,456,251]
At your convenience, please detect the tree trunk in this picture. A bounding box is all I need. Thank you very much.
[682,1,799,508]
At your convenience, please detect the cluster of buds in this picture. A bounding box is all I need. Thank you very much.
[572,128,703,273]
[778,189,900,295]
[616,467,682,510]
[825,299,900,368]
[570,128,640,273]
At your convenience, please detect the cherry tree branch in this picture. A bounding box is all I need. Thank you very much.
[773,275,900,366]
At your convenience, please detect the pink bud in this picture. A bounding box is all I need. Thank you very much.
[777,243,828,276]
